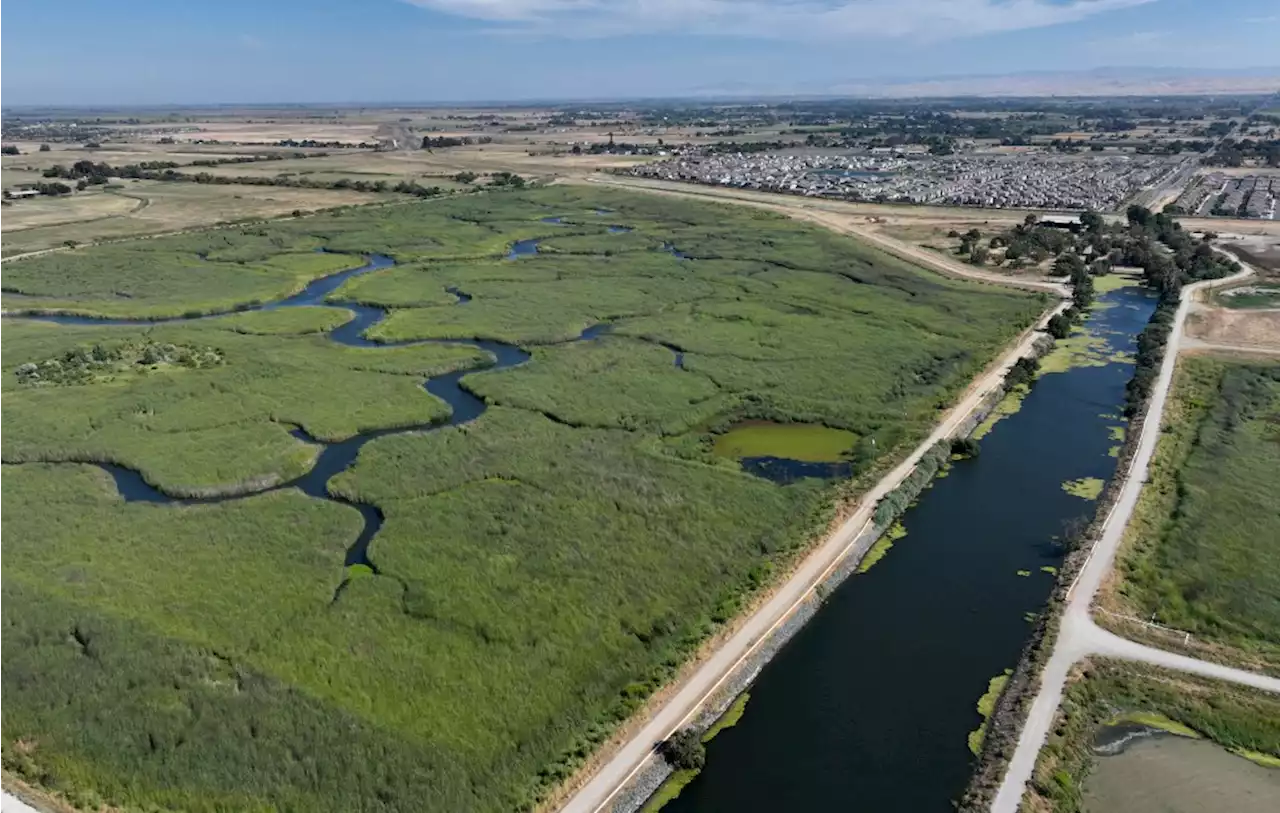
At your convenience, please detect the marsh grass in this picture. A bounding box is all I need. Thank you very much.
[2,185,1048,813]
[1106,357,1280,671]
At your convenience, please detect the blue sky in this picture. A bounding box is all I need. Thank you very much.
[3,0,1277,105]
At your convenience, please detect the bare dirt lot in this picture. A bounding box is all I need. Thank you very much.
[1185,307,1280,350]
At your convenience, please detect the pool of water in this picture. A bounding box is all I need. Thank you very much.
[1086,735,1280,813]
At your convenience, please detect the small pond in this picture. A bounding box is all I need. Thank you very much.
[1085,733,1280,813]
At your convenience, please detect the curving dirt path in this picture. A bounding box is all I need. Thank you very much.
[989,257,1278,813]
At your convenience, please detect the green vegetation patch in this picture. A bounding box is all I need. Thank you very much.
[212,306,354,335]
[14,339,224,386]
[1027,660,1280,813]
[712,421,857,463]
[1061,477,1105,501]
[1107,711,1201,738]
[702,693,750,743]
[1217,285,1280,309]
[1,185,1047,812]
[2,320,490,494]
[858,522,907,574]
[1039,325,1132,375]
[968,670,1012,755]
[1108,357,1280,671]
[973,383,1030,440]
[1,232,357,318]
[465,337,720,432]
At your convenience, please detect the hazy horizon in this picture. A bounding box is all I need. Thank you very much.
[3,0,1280,106]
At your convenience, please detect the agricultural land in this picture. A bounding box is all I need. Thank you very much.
[0,184,1045,812]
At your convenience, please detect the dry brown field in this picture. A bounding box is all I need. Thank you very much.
[1,181,391,256]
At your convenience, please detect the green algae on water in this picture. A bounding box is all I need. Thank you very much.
[702,693,750,743]
[712,421,856,463]
[858,523,907,574]
[968,670,1012,755]
[973,383,1030,441]
[1062,477,1105,500]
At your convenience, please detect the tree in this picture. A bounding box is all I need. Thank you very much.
[1079,211,1104,233]
[1051,253,1084,277]
[38,144,51,152]
[660,729,705,771]
[1,145,19,155]
[969,246,989,265]
[1046,313,1072,339]
[453,171,478,184]
[1024,213,1038,228]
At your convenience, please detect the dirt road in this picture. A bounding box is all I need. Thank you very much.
[989,259,1274,813]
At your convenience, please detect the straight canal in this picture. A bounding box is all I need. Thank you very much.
[662,284,1157,812]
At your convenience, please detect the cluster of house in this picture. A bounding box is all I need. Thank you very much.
[630,151,1176,211]
[1176,173,1277,218]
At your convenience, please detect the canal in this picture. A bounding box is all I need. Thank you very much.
[662,284,1157,813]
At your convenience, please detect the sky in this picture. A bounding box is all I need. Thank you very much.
[2,0,1278,105]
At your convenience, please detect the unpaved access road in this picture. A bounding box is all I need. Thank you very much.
[989,258,1280,813]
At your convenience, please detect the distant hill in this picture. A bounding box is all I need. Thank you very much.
[690,67,1280,100]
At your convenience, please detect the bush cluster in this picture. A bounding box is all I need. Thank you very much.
[14,340,224,386]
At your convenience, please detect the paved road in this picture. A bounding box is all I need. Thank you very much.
[989,259,1273,813]
[558,195,1071,812]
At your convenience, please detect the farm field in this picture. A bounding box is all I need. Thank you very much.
[1,185,1046,813]
[1099,356,1280,673]
[1,181,393,256]
[1025,659,1280,813]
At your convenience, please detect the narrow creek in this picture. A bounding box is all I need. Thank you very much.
[10,244,611,574]
[661,285,1158,813]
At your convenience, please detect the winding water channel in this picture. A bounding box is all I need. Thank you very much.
[663,285,1157,813]
[12,244,615,573]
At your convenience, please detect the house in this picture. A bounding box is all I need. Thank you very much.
[4,188,41,199]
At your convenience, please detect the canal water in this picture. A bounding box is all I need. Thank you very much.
[663,285,1157,813]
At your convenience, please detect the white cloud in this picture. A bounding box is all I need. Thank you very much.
[404,0,1158,40]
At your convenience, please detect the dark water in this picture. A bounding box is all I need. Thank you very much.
[660,242,690,259]
[11,253,609,573]
[508,238,541,259]
[541,216,564,224]
[664,286,1157,813]
[741,457,853,484]
[608,225,634,234]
